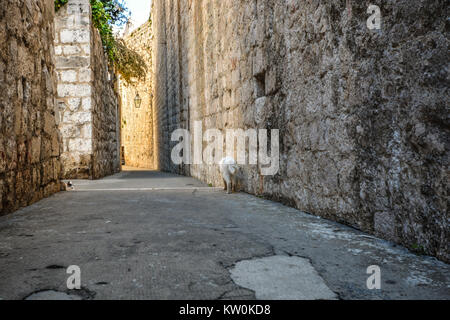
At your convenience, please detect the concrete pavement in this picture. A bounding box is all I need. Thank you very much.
[0,169,448,300]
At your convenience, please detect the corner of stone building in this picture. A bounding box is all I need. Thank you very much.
[54,0,120,180]
[54,0,94,179]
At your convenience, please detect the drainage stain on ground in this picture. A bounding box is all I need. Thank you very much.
[230,255,338,300]
[24,288,96,300]
[25,290,83,300]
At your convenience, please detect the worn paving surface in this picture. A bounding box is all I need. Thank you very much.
[0,169,449,300]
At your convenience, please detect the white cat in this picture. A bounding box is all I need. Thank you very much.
[219,157,239,194]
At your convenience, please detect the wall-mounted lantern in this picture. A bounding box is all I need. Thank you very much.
[134,92,142,109]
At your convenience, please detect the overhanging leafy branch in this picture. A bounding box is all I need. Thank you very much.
[55,0,147,84]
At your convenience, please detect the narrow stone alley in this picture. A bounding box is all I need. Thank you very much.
[0,169,448,300]
[1,0,449,303]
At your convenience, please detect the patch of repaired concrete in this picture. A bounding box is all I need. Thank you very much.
[230,255,338,300]
[24,290,82,300]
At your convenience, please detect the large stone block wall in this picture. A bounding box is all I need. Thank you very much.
[91,22,120,179]
[0,0,61,215]
[119,21,154,169]
[152,0,449,262]
[55,0,119,179]
[55,0,93,178]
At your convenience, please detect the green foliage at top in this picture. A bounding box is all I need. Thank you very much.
[90,0,118,62]
[55,0,147,84]
[55,0,68,11]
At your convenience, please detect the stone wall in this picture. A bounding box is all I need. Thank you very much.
[0,0,61,215]
[55,0,92,178]
[119,21,154,169]
[91,22,121,179]
[55,0,119,179]
[152,0,449,262]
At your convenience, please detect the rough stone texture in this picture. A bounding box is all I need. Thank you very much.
[118,21,154,169]
[91,21,121,179]
[55,0,119,179]
[55,0,93,178]
[0,0,61,215]
[152,0,449,262]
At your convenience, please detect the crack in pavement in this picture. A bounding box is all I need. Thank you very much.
[0,170,448,300]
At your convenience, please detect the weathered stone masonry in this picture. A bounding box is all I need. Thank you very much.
[91,16,121,179]
[1,0,120,215]
[0,0,61,214]
[55,0,120,179]
[152,0,449,262]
